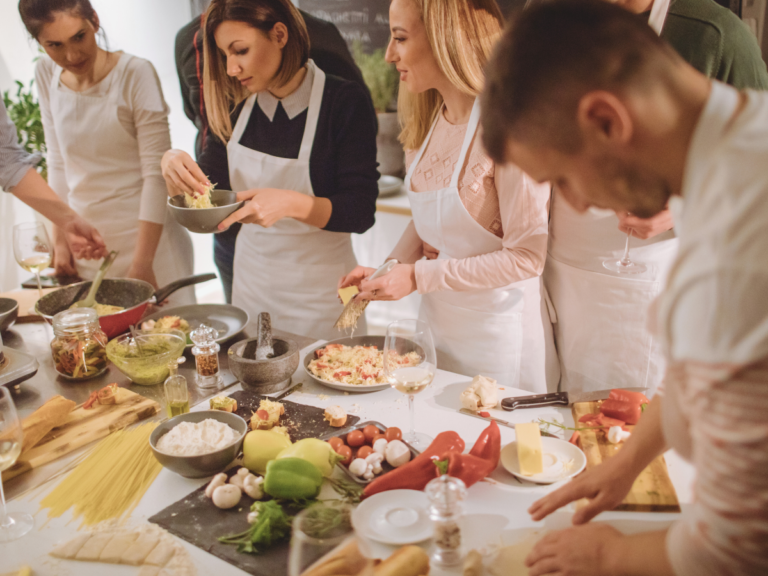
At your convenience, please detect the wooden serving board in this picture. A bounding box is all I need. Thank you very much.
[3,388,160,481]
[572,401,680,512]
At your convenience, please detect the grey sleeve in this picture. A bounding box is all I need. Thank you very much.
[0,99,40,191]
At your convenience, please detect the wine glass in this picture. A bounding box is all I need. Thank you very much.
[0,387,34,542]
[13,222,53,301]
[602,228,647,275]
[288,502,373,576]
[384,319,437,450]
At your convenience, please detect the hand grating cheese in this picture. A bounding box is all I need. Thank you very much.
[516,422,544,476]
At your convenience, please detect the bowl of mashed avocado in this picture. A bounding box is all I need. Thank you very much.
[106,330,186,385]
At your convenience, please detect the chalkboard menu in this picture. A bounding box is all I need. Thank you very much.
[300,0,392,51]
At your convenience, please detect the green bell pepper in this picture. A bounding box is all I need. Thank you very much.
[264,457,323,500]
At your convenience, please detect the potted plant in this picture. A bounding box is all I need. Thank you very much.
[352,42,404,177]
[3,80,47,180]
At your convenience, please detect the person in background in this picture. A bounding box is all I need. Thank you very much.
[1,98,107,260]
[162,0,378,339]
[19,0,195,303]
[174,3,371,303]
[339,0,558,391]
[543,0,768,397]
[482,1,768,573]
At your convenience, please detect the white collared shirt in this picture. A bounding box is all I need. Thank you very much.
[256,64,314,121]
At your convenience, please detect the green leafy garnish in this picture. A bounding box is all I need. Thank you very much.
[327,478,363,503]
[435,459,449,475]
[538,418,603,433]
[300,504,351,539]
[218,500,294,554]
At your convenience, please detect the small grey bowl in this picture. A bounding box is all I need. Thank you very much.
[0,298,19,332]
[168,189,244,234]
[228,337,299,394]
[149,410,248,478]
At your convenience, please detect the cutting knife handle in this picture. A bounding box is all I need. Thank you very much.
[501,391,569,411]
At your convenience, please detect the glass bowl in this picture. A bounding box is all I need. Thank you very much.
[106,330,185,385]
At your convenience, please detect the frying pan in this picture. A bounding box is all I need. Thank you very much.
[35,274,217,339]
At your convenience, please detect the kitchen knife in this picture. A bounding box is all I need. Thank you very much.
[458,408,558,438]
[501,391,569,411]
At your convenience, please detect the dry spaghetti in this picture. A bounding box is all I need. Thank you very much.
[40,423,162,526]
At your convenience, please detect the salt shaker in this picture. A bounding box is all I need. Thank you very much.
[164,357,189,418]
[425,475,467,566]
[190,323,223,389]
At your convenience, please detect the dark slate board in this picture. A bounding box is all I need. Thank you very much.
[149,392,360,576]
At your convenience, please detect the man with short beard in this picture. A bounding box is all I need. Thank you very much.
[482,1,768,574]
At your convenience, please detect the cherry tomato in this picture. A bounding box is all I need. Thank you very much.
[347,429,365,447]
[357,445,373,460]
[362,425,380,444]
[371,433,387,445]
[336,445,353,466]
[328,437,345,451]
[256,409,270,420]
[384,427,402,442]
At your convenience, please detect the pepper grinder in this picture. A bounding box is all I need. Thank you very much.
[425,475,467,566]
[190,323,223,389]
[164,357,189,418]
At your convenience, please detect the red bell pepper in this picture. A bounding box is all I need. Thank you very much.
[600,399,641,425]
[608,389,649,407]
[568,431,580,446]
[435,421,501,488]
[363,431,465,498]
[468,420,501,463]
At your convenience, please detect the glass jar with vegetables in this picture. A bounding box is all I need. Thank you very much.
[190,323,222,389]
[51,308,108,380]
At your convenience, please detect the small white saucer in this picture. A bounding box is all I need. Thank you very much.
[500,437,587,484]
[351,489,432,545]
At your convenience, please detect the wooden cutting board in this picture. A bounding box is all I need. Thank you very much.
[3,388,159,481]
[572,401,680,512]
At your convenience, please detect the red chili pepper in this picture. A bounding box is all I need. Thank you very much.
[600,399,641,425]
[608,389,649,407]
[363,431,465,498]
[468,420,500,464]
[434,422,501,489]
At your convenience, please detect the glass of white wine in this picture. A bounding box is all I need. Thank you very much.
[383,319,437,450]
[13,222,53,301]
[0,387,34,542]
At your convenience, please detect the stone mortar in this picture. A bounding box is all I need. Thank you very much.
[227,337,299,393]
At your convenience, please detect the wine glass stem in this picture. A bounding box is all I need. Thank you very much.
[35,271,43,301]
[408,394,416,440]
[0,477,9,529]
[621,230,632,265]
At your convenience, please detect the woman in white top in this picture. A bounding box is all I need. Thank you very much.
[340,0,558,391]
[20,0,194,301]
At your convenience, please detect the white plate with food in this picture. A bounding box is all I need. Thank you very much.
[500,437,587,485]
[378,175,403,198]
[304,335,420,393]
[140,304,249,348]
[351,489,432,545]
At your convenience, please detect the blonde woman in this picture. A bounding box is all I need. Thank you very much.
[161,0,378,339]
[339,0,558,391]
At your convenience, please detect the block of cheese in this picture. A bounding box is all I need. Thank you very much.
[338,286,359,305]
[516,423,543,476]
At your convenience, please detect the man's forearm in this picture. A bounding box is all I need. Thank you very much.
[11,167,78,227]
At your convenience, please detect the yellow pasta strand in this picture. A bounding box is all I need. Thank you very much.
[40,423,162,526]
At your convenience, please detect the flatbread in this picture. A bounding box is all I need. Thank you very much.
[75,533,113,561]
[100,532,139,563]
[121,533,160,566]
[488,532,544,576]
[50,533,90,559]
[144,540,176,567]
[138,566,161,576]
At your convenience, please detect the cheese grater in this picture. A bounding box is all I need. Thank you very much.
[333,260,398,331]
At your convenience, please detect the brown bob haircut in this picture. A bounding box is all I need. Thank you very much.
[18,0,99,39]
[203,0,310,142]
[481,0,683,162]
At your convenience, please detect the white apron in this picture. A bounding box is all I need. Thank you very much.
[543,0,672,395]
[407,100,558,392]
[48,53,194,304]
[229,62,362,340]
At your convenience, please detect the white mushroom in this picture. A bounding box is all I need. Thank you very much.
[362,466,375,481]
[205,473,228,498]
[243,475,265,500]
[385,440,411,468]
[212,484,242,509]
[228,467,252,490]
[365,452,385,475]
[348,458,368,477]
[373,438,388,455]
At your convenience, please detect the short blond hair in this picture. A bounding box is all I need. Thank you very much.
[398,0,503,151]
[203,0,310,143]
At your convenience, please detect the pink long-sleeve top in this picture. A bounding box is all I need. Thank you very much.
[388,110,551,294]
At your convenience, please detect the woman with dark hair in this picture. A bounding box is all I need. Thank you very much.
[20,0,195,302]
[161,0,378,339]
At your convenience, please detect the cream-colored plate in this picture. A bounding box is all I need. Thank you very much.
[500,438,586,484]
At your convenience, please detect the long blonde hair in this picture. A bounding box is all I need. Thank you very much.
[203,0,310,143]
[398,0,503,150]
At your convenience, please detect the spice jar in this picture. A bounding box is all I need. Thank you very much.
[190,323,223,389]
[425,474,467,566]
[164,357,189,418]
[51,308,108,380]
